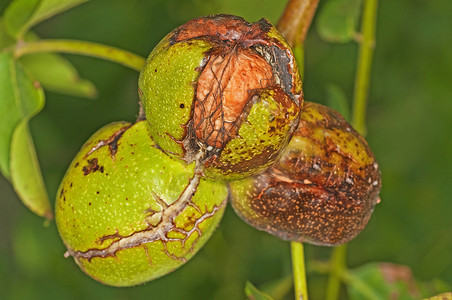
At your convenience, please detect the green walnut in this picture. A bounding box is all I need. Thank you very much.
[229,102,381,246]
[138,14,302,181]
[55,120,228,286]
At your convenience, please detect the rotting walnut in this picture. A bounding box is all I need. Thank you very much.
[55,121,228,286]
[138,14,303,180]
[229,102,382,246]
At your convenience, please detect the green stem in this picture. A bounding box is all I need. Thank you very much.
[291,242,308,300]
[278,2,321,299]
[325,244,347,300]
[14,39,146,72]
[352,0,378,136]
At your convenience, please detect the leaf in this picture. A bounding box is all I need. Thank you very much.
[316,0,362,43]
[10,120,52,219]
[245,281,275,300]
[0,19,16,50]
[424,292,452,300]
[18,31,97,98]
[0,52,51,218]
[0,52,25,177]
[326,84,350,121]
[259,275,293,300]
[347,263,421,300]
[2,0,39,39]
[20,52,97,98]
[3,0,90,39]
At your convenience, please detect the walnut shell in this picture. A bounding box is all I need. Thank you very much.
[138,14,303,180]
[229,102,381,246]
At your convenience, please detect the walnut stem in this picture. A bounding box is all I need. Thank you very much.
[278,2,321,300]
[276,0,320,47]
[291,242,308,300]
[352,0,379,136]
[14,39,146,72]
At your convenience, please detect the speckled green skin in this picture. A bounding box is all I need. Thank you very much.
[56,121,227,286]
[138,15,302,181]
[229,102,381,246]
[139,35,213,157]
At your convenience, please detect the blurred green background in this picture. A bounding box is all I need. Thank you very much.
[1,0,451,299]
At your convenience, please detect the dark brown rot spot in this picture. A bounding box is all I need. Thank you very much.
[83,158,100,175]
[229,102,381,246]
[84,124,131,159]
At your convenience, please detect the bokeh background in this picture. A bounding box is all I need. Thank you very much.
[1,0,451,299]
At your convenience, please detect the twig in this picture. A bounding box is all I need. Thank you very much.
[277,0,320,47]
[291,242,308,300]
[352,0,379,136]
[277,2,321,300]
[14,39,146,72]
[325,244,347,300]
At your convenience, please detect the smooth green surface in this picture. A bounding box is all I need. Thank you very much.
[0,0,451,299]
[139,36,212,157]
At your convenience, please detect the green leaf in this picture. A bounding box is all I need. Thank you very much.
[418,279,452,300]
[18,31,97,98]
[2,0,39,39]
[0,52,25,177]
[245,281,275,300]
[424,292,452,300]
[0,52,51,218]
[347,263,421,300]
[326,84,350,121]
[316,0,362,43]
[20,52,97,98]
[0,19,16,50]
[259,276,293,300]
[10,120,52,219]
[3,0,90,39]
